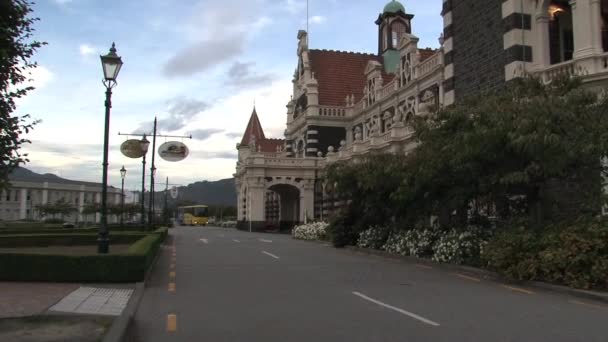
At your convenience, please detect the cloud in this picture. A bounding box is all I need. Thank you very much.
[135,97,211,133]
[162,37,245,77]
[283,0,305,14]
[79,44,96,57]
[190,128,225,141]
[225,132,242,139]
[225,62,275,87]
[25,66,53,90]
[310,15,326,24]
[162,1,274,78]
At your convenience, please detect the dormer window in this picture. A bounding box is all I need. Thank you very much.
[390,21,408,48]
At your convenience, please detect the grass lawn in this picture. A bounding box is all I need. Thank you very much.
[0,244,132,255]
[0,315,113,342]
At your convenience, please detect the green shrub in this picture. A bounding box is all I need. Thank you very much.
[0,233,146,248]
[481,221,608,289]
[0,233,164,282]
[480,227,541,281]
[327,211,359,248]
[43,218,64,224]
[536,222,608,289]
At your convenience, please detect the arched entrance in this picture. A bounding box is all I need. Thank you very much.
[268,184,301,231]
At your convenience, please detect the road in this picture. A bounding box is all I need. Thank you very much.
[133,226,607,342]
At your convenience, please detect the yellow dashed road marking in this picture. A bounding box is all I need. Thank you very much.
[168,282,176,292]
[570,300,606,310]
[414,264,432,270]
[454,273,481,282]
[167,314,177,332]
[170,263,175,269]
[502,285,534,295]
[169,271,176,279]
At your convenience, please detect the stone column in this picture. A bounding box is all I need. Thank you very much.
[247,185,266,231]
[95,193,101,223]
[570,0,603,59]
[299,181,315,223]
[19,188,27,220]
[78,186,85,223]
[534,14,551,69]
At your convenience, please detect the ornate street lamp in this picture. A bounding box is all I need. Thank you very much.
[140,135,150,226]
[120,166,126,227]
[149,167,157,229]
[98,42,123,254]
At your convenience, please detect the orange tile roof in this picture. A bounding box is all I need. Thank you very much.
[418,48,437,62]
[258,138,285,153]
[309,49,383,106]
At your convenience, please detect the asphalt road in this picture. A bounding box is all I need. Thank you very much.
[133,226,607,342]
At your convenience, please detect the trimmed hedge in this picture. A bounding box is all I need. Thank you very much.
[0,233,146,248]
[0,232,166,282]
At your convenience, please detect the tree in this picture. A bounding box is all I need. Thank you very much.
[36,199,76,220]
[0,0,45,190]
[400,76,608,227]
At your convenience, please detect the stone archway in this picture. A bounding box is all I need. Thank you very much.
[268,184,301,231]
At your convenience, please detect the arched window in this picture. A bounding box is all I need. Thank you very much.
[391,21,408,48]
[548,0,574,64]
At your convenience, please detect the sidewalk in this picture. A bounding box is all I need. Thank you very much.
[0,282,80,319]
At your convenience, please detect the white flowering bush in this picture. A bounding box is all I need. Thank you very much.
[383,231,409,255]
[292,222,329,240]
[432,227,486,264]
[357,226,389,249]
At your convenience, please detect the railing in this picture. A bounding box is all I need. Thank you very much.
[540,60,575,83]
[415,52,442,79]
[378,80,396,101]
[319,106,346,117]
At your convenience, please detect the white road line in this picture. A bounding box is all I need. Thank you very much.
[258,238,273,243]
[262,251,280,259]
[352,291,440,327]
[233,239,241,243]
[199,238,208,244]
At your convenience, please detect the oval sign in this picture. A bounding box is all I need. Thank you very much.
[170,186,178,199]
[159,141,189,162]
[120,139,144,159]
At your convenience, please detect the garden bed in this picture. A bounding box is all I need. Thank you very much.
[0,228,168,282]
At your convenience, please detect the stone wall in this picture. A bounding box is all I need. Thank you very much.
[450,0,507,100]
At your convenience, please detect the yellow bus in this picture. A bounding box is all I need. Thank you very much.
[177,205,209,226]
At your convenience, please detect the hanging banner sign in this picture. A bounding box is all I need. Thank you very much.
[170,186,178,199]
[120,139,145,158]
[159,141,189,162]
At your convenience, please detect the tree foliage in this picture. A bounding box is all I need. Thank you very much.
[325,76,608,242]
[36,199,76,219]
[0,0,45,190]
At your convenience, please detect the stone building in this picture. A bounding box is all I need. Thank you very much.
[0,168,123,223]
[234,0,608,231]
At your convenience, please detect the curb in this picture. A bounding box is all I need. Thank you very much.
[343,245,608,305]
[102,234,169,342]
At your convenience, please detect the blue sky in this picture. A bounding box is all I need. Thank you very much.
[17,0,443,191]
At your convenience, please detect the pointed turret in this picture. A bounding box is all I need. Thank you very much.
[240,107,266,146]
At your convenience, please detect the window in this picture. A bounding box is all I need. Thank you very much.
[390,21,408,49]
[13,190,18,201]
[548,1,574,64]
[26,190,31,201]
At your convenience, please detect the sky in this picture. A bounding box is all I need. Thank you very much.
[16,0,443,191]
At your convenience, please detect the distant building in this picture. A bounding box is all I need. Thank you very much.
[235,0,608,231]
[0,168,123,223]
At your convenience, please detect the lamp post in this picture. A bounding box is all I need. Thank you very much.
[98,42,123,254]
[149,166,156,230]
[120,166,126,227]
[140,135,150,226]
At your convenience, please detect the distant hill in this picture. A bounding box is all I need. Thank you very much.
[8,167,110,188]
[167,178,236,207]
[9,167,237,207]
